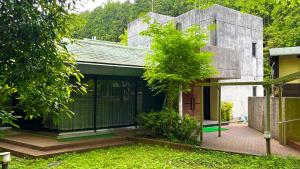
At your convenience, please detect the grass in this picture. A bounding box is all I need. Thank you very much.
[57,133,115,142]
[203,126,229,133]
[10,144,300,169]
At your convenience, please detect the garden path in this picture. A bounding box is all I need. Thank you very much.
[202,123,300,158]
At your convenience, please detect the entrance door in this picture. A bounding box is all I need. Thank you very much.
[183,92,194,116]
[182,87,201,117]
[204,86,211,120]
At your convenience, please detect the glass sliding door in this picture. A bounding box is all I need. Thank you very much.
[59,75,96,131]
[43,74,164,132]
[96,77,136,128]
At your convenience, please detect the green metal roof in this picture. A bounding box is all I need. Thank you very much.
[269,46,300,57]
[67,39,148,68]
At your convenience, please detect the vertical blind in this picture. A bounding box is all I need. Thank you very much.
[43,75,164,131]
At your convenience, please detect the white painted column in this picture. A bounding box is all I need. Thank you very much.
[179,86,183,118]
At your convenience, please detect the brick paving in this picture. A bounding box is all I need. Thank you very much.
[201,123,300,158]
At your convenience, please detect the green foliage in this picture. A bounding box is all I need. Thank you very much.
[221,102,233,122]
[10,144,300,169]
[78,1,137,42]
[69,0,195,42]
[263,47,272,81]
[0,0,86,125]
[0,81,17,126]
[119,29,128,45]
[138,109,180,139]
[135,0,195,16]
[264,0,300,47]
[141,22,216,109]
[138,110,198,142]
[66,13,88,39]
[177,114,198,141]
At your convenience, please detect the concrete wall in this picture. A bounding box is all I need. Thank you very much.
[128,12,174,49]
[248,97,279,140]
[127,4,264,119]
[248,97,300,142]
[203,45,240,79]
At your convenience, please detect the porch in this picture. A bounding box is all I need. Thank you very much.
[0,128,135,158]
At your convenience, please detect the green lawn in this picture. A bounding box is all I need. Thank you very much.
[11,144,300,169]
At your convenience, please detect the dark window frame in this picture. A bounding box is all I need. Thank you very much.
[253,86,257,96]
[252,42,257,57]
[176,22,182,31]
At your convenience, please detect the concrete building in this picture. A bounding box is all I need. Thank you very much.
[127,4,264,120]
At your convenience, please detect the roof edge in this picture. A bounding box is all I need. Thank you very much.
[76,39,150,51]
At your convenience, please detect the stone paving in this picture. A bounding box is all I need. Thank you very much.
[202,123,300,158]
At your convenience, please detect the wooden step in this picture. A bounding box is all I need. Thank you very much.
[0,140,135,158]
[0,136,128,151]
[287,140,300,151]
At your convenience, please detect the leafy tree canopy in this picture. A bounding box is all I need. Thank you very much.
[71,0,196,42]
[78,1,137,42]
[66,12,89,39]
[0,0,86,126]
[141,22,216,109]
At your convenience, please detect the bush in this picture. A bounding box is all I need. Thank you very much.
[177,114,198,142]
[221,102,233,122]
[138,109,199,143]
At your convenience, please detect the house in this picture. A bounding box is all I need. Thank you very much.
[18,39,165,132]
[270,46,300,97]
[17,4,264,133]
[128,4,264,121]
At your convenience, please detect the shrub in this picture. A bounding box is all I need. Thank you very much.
[221,102,233,122]
[177,114,198,142]
[138,109,179,139]
[138,109,199,143]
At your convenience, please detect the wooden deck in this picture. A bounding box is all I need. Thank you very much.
[0,129,135,158]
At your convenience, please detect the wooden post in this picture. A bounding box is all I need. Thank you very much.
[218,86,221,137]
[199,86,204,142]
[264,85,271,155]
[278,86,285,145]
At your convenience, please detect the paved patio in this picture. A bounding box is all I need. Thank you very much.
[202,123,300,158]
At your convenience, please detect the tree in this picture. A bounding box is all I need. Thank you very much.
[0,0,86,126]
[71,0,195,42]
[80,1,136,42]
[66,12,89,39]
[141,22,216,110]
[265,0,300,47]
[119,29,128,45]
[134,0,194,17]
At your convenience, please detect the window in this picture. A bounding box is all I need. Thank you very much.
[211,17,218,46]
[252,43,256,57]
[176,22,182,31]
[253,86,257,96]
